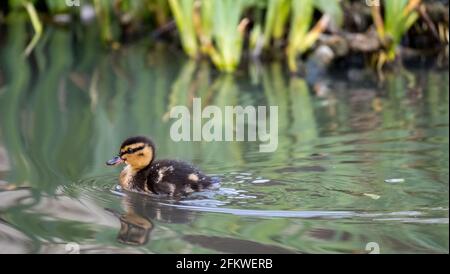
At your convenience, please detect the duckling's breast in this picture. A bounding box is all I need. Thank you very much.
[120,165,136,190]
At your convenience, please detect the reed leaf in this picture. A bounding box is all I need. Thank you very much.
[93,0,114,42]
[263,0,290,47]
[375,0,421,61]
[209,0,248,72]
[168,0,199,58]
[285,0,340,73]
[286,0,314,72]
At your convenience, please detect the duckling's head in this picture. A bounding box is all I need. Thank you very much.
[106,136,155,171]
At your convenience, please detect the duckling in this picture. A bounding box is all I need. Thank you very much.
[106,136,219,196]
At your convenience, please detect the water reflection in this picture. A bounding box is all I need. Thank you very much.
[108,191,197,246]
[0,20,448,253]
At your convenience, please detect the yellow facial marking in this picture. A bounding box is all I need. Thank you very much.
[120,142,146,154]
[122,145,153,171]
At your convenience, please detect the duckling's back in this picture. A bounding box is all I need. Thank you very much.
[146,159,218,196]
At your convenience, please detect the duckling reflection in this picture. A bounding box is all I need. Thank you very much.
[113,210,153,246]
[107,191,197,246]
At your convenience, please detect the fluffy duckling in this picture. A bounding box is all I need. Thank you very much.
[106,136,219,196]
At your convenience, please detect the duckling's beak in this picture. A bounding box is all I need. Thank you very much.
[106,156,124,166]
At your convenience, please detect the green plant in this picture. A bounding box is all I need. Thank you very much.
[206,0,249,72]
[264,0,342,73]
[46,0,72,13]
[372,0,421,64]
[147,0,171,26]
[168,0,199,58]
[22,1,43,56]
[286,0,329,73]
[169,0,251,72]
[263,0,290,48]
[93,0,114,42]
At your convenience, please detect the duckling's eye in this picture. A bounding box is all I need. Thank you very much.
[127,148,133,154]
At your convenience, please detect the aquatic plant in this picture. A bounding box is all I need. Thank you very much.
[263,0,291,48]
[147,0,171,26]
[168,0,199,58]
[204,0,249,72]
[93,0,114,43]
[45,0,72,13]
[371,0,421,66]
[285,0,342,73]
[168,0,249,72]
[259,0,343,72]
[2,0,445,75]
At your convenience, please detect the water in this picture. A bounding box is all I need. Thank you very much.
[0,24,448,254]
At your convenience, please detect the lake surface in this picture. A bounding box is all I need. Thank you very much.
[0,22,448,253]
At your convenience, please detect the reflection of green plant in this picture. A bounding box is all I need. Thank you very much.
[262,63,289,164]
[163,61,245,166]
[22,1,43,56]
[0,18,101,191]
[205,74,244,165]
[0,16,33,185]
[288,77,317,142]
[189,212,449,253]
[5,210,96,253]
[261,63,318,164]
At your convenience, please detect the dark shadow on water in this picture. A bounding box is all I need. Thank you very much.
[106,191,297,253]
[106,191,197,246]
[182,235,298,254]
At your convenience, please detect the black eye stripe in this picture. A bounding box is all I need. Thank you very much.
[119,145,145,156]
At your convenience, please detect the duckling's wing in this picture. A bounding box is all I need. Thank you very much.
[150,160,216,193]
